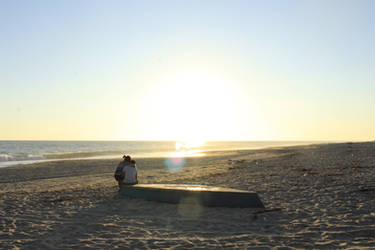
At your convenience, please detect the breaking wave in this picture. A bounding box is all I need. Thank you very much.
[0,153,46,162]
[43,150,124,159]
[0,151,126,162]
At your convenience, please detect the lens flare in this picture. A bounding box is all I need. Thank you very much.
[164,157,186,172]
[177,197,204,218]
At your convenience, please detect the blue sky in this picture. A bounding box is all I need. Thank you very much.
[1,0,374,141]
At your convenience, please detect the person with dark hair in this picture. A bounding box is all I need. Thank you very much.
[114,155,132,190]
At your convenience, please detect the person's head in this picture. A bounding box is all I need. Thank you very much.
[131,160,136,166]
[122,155,131,161]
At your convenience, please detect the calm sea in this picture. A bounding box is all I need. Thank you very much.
[0,140,316,168]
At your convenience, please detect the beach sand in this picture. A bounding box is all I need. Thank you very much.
[1,142,375,249]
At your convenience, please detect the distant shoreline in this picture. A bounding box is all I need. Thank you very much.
[1,140,371,171]
[0,140,331,168]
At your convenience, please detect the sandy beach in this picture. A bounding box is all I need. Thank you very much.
[1,142,374,249]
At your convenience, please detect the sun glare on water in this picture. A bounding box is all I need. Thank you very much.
[173,140,206,158]
[175,140,206,151]
[165,140,206,172]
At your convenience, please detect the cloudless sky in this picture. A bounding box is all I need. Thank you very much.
[1,0,374,141]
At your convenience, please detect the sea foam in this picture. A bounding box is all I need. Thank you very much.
[0,153,46,162]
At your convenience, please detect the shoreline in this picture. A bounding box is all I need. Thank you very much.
[1,141,374,248]
[0,140,330,169]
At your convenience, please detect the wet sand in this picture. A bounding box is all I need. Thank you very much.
[1,142,375,249]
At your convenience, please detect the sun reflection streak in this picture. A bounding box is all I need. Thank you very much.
[173,141,206,156]
[185,186,205,191]
[176,140,206,150]
[164,141,206,172]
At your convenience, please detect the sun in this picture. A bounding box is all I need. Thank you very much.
[137,66,248,141]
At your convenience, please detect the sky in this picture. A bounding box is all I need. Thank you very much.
[0,0,374,141]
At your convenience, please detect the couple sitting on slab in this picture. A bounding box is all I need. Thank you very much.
[114,155,138,190]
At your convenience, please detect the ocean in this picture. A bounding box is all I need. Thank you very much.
[0,140,316,168]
